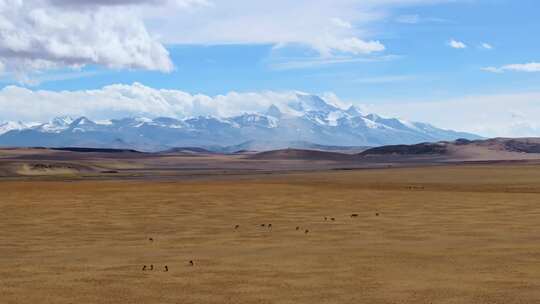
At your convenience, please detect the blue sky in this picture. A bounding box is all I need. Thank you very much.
[27,0,540,100]
[0,0,539,137]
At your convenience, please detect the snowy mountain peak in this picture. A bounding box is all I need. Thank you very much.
[37,116,75,133]
[0,121,28,135]
[71,117,95,126]
[266,105,282,118]
[345,106,363,117]
[52,116,74,125]
[66,117,100,133]
[291,93,341,114]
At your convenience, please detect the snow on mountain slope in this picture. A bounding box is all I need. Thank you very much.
[0,121,28,135]
[36,116,74,133]
[0,94,481,151]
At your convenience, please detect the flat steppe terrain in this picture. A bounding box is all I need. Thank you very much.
[2,163,540,303]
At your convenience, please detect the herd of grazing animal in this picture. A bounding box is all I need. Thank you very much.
[141,212,380,272]
[142,237,194,273]
[240,212,380,236]
[142,263,191,272]
[232,212,381,237]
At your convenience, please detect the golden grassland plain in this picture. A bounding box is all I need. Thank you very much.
[2,164,540,303]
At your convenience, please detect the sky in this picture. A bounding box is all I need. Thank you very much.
[0,0,539,137]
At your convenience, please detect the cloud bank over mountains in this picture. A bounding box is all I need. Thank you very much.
[0,83,344,122]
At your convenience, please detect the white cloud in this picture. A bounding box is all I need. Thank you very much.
[481,42,493,50]
[504,62,540,72]
[324,37,385,55]
[395,14,420,24]
[362,91,540,137]
[483,62,540,73]
[0,82,336,122]
[268,54,400,70]
[140,0,457,57]
[448,39,467,49]
[481,67,503,73]
[395,14,448,24]
[48,0,210,8]
[0,0,173,80]
[354,75,416,84]
[331,18,353,29]
[49,0,162,6]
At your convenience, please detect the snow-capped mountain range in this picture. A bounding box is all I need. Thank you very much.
[0,94,480,152]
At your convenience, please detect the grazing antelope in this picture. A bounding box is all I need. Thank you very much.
[142,265,147,271]
[164,265,168,272]
[189,260,194,266]
[150,264,154,271]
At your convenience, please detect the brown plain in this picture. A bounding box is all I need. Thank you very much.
[2,164,540,303]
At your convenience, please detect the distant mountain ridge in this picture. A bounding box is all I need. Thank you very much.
[0,93,480,152]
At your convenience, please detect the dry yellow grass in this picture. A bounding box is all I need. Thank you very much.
[2,164,540,303]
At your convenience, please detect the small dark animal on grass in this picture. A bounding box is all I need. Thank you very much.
[261,224,266,227]
[305,229,309,234]
[324,217,328,221]
[351,214,359,218]
[189,260,194,266]
[234,225,240,230]
[150,264,154,271]
[142,265,147,271]
[331,218,335,221]
[296,226,300,230]
[164,265,168,272]
[376,213,380,216]
[268,224,272,229]
[148,237,153,242]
